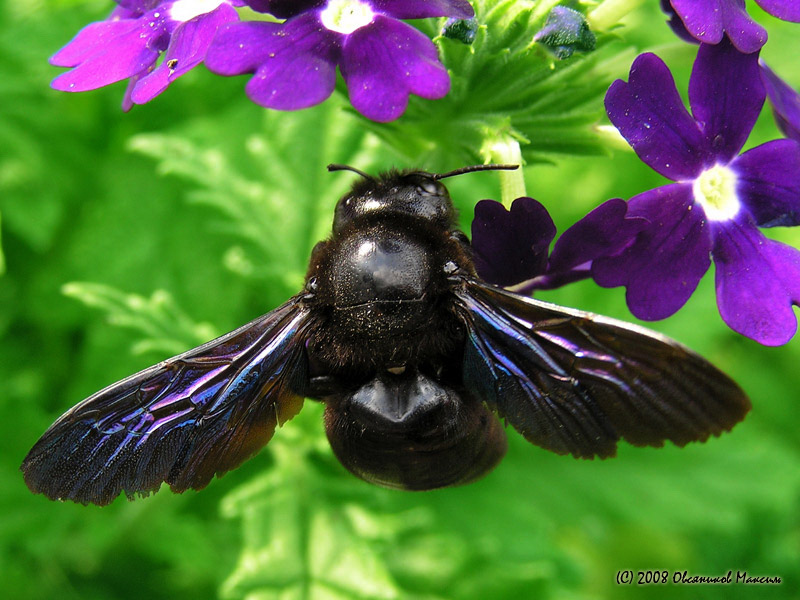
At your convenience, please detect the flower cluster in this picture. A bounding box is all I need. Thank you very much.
[661,0,800,53]
[51,1,800,345]
[475,38,800,346]
[50,0,473,120]
[471,196,644,293]
[51,0,242,110]
[598,41,800,345]
[660,0,800,141]
[604,1,800,344]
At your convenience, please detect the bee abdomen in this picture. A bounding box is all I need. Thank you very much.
[323,370,507,490]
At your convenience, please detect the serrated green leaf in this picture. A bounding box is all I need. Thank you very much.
[62,281,216,355]
[368,1,632,167]
[129,99,380,285]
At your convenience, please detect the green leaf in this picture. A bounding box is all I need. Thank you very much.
[62,281,216,356]
[218,406,576,600]
[365,1,634,167]
[128,98,379,290]
[220,406,400,600]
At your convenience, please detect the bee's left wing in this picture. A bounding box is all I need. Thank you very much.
[21,296,314,505]
[453,279,750,458]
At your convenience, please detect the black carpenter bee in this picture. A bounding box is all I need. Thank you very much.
[21,165,750,505]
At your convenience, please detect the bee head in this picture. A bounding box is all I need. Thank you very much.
[329,168,454,233]
[327,164,518,234]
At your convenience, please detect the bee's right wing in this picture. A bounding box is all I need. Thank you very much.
[453,279,751,459]
[21,296,314,505]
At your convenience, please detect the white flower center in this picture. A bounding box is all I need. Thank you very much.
[320,0,375,34]
[169,0,225,23]
[692,164,740,221]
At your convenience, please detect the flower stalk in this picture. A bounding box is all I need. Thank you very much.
[481,132,526,208]
[587,0,645,31]
[594,124,632,151]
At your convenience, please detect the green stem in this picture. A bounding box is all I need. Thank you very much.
[587,0,646,31]
[595,124,633,151]
[482,134,526,208]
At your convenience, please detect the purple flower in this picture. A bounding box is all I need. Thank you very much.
[472,197,557,287]
[662,0,765,52]
[760,61,800,143]
[661,0,800,53]
[50,0,241,110]
[471,197,645,293]
[595,40,800,345]
[204,0,474,122]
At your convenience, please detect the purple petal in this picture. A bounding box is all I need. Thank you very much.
[605,53,709,181]
[51,18,163,91]
[518,266,592,293]
[731,139,800,227]
[516,198,645,294]
[669,0,725,45]
[754,0,800,21]
[118,0,161,13]
[471,198,556,287]
[372,0,474,19]
[717,0,768,53]
[204,21,285,76]
[341,16,449,122]
[760,61,800,143]
[205,12,339,110]
[122,66,154,111]
[713,221,800,345]
[246,52,337,110]
[689,40,764,161]
[593,184,713,320]
[131,4,239,105]
[50,17,144,67]
[670,0,767,53]
[660,0,699,45]
[246,0,322,18]
[241,0,271,11]
[122,78,136,112]
[236,14,338,110]
[548,198,647,274]
[207,19,338,110]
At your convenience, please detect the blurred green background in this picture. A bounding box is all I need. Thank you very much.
[2,1,799,598]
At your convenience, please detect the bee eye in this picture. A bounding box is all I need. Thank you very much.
[416,179,441,196]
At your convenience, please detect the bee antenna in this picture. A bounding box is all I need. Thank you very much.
[327,164,375,181]
[433,164,520,180]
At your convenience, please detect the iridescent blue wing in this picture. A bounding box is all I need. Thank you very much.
[454,279,750,458]
[21,296,313,505]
